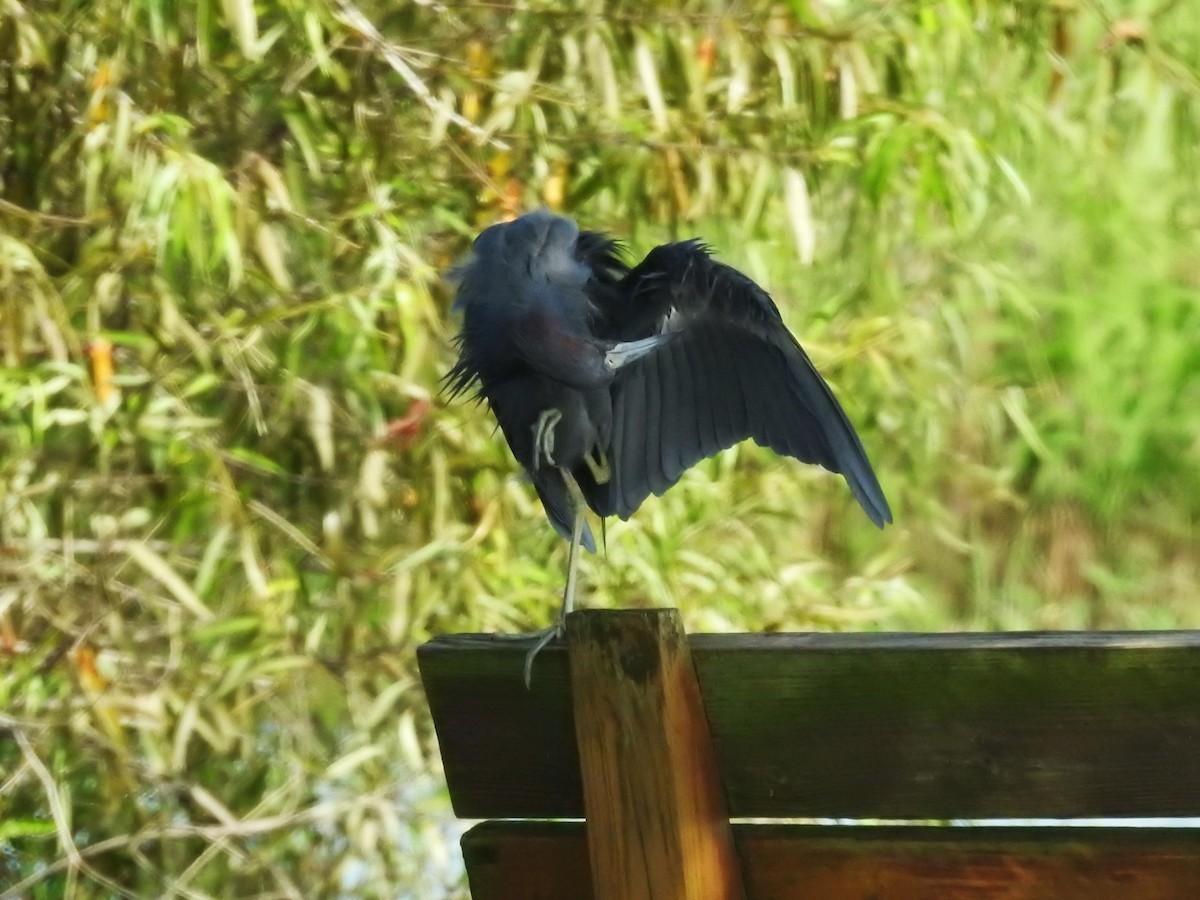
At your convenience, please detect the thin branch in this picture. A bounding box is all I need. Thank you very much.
[0,796,358,899]
[0,198,95,227]
[11,730,141,900]
[333,0,508,149]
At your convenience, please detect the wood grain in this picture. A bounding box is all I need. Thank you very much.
[462,821,1200,900]
[417,627,1200,819]
[567,609,745,900]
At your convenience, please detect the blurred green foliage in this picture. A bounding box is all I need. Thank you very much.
[1,0,1198,895]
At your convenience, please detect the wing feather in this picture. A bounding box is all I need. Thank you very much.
[691,325,728,458]
[657,338,686,484]
[616,364,648,514]
[781,345,891,525]
[599,241,892,527]
[668,333,703,487]
[770,345,837,465]
[642,349,671,497]
[710,328,750,438]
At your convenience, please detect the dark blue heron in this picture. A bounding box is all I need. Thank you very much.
[448,211,891,681]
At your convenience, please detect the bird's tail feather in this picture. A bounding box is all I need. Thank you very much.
[532,470,596,553]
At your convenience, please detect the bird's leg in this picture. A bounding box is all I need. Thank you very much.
[560,472,587,619]
[583,447,610,484]
[523,470,587,687]
[531,408,562,470]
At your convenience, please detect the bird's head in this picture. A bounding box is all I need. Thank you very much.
[454,211,591,313]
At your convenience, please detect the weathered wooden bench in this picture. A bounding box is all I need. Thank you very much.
[418,610,1200,899]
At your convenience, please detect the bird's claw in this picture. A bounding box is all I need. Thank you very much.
[522,621,564,688]
[531,408,562,470]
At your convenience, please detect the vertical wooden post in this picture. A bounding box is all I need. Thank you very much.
[567,609,746,900]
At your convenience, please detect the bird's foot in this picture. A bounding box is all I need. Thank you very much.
[531,408,562,470]
[522,622,563,688]
[583,447,610,484]
[486,623,564,687]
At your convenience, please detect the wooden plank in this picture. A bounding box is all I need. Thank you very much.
[417,626,1200,819]
[462,821,590,900]
[419,633,579,818]
[567,609,745,900]
[462,820,1200,900]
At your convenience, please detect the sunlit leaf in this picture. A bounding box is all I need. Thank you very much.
[125,540,215,620]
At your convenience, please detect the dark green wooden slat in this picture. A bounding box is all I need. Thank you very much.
[462,821,1200,900]
[417,629,1200,819]
[419,635,579,818]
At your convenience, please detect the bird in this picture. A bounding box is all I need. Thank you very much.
[447,210,891,683]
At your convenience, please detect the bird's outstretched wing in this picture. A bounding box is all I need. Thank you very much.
[585,240,892,528]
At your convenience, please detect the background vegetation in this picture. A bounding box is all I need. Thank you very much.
[2,0,1197,895]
